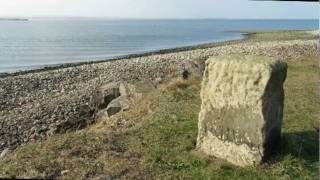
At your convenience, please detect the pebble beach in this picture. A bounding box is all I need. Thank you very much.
[0,30,318,152]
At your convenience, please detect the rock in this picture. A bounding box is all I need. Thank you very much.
[93,81,154,119]
[106,105,122,117]
[90,82,121,112]
[91,82,138,112]
[0,148,9,159]
[93,82,138,119]
[197,54,287,166]
[105,96,130,117]
[61,170,70,175]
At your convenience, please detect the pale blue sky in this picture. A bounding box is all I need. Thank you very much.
[0,0,318,19]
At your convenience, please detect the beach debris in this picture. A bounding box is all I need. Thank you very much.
[197,54,287,166]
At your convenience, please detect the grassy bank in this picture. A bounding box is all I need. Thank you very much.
[0,54,319,179]
[0,31,319,179]
[244,30,318,42]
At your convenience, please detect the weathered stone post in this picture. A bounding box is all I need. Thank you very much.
[197,54,287,166]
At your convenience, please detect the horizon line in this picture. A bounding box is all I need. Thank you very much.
[0,16,318,20]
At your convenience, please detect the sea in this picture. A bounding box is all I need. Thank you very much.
[0,18,318,73]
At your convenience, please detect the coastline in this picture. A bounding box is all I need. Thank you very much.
[0,29,317,78]
[0,32,249,78]
[0,18,28,21]
[1,29,317,78]
[0,30,318,152]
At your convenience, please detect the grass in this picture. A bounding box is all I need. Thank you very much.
[0,34,319,179]
[245,30,318,42]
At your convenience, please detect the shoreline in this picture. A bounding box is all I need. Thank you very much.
[0,32,250,78]
[0,29,317,78]
[0,18,28,21]
[0,30,318,152]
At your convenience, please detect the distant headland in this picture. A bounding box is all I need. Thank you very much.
[0,18,28,21]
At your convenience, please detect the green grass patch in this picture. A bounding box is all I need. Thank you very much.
[246,30,318,42]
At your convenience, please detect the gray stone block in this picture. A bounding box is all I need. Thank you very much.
[197,54,287,166]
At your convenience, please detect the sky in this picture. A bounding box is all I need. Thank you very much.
[0,0,318,19]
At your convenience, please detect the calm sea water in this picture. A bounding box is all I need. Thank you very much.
[0,19,317,73]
